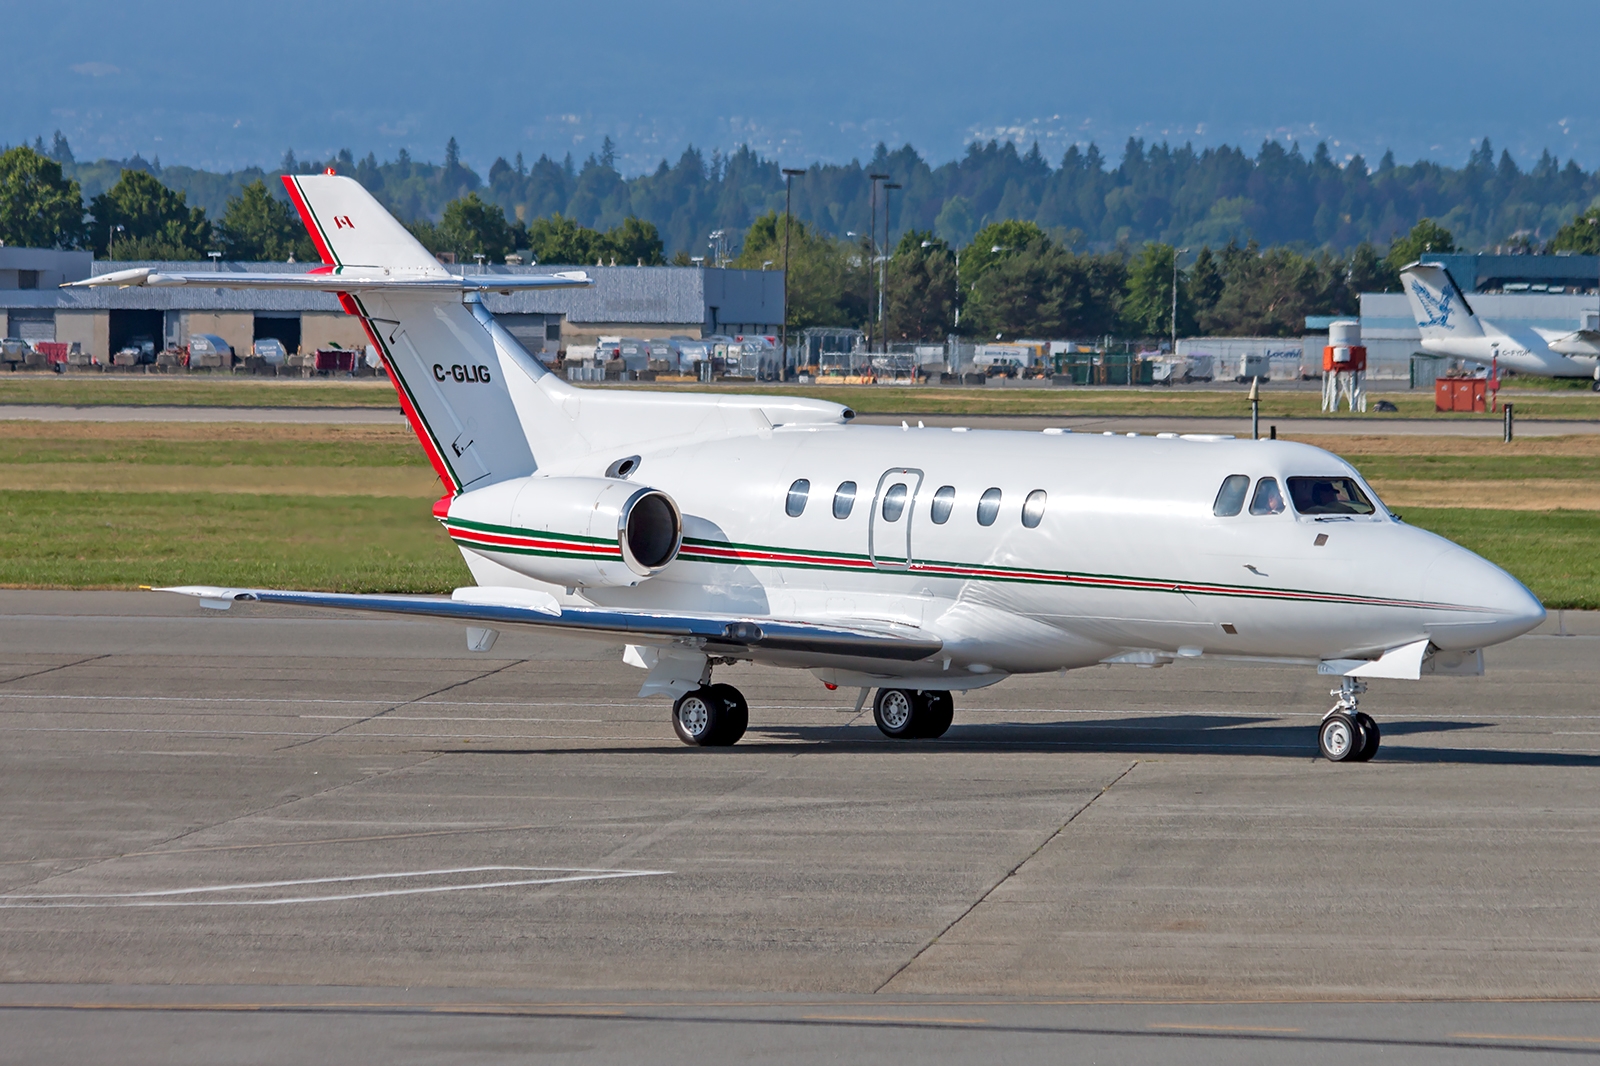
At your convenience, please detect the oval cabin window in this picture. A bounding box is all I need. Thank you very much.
[977,487,1002,527]
[1021,489,1047,528]
[930,485,956,524]
[833,481,857,519]
[785,479,810,517]
[1213,474,1249,517]
[881,482,908,522]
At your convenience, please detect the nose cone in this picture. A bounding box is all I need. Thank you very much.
[1422,548,1545,649]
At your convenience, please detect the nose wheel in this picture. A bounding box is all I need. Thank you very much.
[1320,679,1380,762]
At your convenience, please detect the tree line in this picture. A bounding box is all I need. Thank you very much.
[6,130,1600,341]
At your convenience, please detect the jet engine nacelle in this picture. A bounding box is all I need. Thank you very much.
[442,475,682,588]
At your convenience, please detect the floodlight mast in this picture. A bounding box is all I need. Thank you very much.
[868,173,889,352]
[782,168,805,377]
[882,183,901,355]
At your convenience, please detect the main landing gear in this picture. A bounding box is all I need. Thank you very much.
[672,683,748,747]
[872,688,954,740]
[1319,678,1381,763]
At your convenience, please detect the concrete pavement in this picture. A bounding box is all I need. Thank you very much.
[1,592,1598,1061]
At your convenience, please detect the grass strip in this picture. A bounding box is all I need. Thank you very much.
[1403,507,1600,609]
[0,490,467,593]
[0,375,398,408]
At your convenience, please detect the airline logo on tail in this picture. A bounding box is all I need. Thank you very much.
[1410,277,1455,329]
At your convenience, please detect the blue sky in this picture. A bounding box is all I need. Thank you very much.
[8,0,1596,173]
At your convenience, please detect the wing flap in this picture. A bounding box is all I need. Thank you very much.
[157,586,942,662]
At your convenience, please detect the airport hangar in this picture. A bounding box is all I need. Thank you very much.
[0,247,785,361]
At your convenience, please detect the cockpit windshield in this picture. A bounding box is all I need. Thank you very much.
[1287,476,1376,516]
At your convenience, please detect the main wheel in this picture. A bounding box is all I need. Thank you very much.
[916,691,954,739]
[1352,711,1380,762]
[873,688,919,739]
[1318,712,1359,762]
[707,683,748,746]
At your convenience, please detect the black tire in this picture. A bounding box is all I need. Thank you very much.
[1352,712,1380,762]
[1592,378,1600,392]
[917,691,954,739]
[1319,712,1359,762]
[673,688,723,747]
[706,683,748,746]
[873,688,919,739]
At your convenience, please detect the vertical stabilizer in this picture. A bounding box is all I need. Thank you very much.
[282,174,535,493]
[1401,262,1483,341]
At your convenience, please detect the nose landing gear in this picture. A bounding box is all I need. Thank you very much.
[1320,678,1380,762]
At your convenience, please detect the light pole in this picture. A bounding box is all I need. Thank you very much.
[108,223,124,258]
[868,173,889,351]
[881,183,901,351]
[1171,247,1189,356]
[781,167,805,378]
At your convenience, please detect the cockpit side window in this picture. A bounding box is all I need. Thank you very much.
[1213,474,1250,516]
[1287,476,1376,516]
[1249,477,1286,515]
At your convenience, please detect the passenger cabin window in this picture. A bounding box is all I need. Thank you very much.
[930,485,956,524]
[1249,477,1286,515]
[785,479,810,517]
[977,487,1002,526]
[833,481,857,519]
[881,483,908,521]
[1288,476,1375,516]
[1213,474,1249,516]
[1021,490,1047,528]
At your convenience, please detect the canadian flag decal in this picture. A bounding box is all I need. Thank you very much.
[333,215,355,229]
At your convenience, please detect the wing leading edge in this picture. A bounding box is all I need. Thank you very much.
[157,585,942,663]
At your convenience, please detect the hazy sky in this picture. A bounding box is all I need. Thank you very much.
[9,0,1596,173]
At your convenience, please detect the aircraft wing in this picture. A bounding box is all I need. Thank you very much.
[65,267,592,293]
[157,585,943,662]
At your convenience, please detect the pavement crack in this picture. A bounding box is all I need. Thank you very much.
[274,660,527,750]
[872,759,1138,994]
[0,654,110,686]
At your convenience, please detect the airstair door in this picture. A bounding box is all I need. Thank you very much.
[868,467,923,570]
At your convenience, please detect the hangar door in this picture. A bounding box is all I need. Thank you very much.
[254,315,302,354]
[6,310,55,343]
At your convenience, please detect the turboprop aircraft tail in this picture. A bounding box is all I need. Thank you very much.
[1401,261,1484,342]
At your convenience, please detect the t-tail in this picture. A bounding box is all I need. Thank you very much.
[1401,261,1484,342]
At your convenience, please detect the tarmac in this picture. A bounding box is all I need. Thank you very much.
[3,591,1600,1063]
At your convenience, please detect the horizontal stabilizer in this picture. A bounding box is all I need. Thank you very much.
[65,266,591,293]
[156,585,944,662]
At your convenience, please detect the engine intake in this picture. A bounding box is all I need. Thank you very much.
[442,475,683,588]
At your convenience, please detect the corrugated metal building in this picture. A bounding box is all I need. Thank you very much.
[0,253,783,361]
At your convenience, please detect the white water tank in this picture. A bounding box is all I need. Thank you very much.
[1328,319,1361,346]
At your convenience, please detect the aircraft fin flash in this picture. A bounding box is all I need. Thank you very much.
[1401,262,1482,340]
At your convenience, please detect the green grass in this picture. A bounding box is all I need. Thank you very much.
[0,437,426,467]
[1403,507,1600,609]
[1349,454,1600,482]
[0,491,467,592]
[0,375,398,407]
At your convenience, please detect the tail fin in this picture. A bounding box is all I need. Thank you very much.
[282,173,449,277]
[283,174,536,493]
[1401,262,1483,341]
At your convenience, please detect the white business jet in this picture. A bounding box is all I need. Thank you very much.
[71,177,1545,762]
[1402,261,1600,388]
